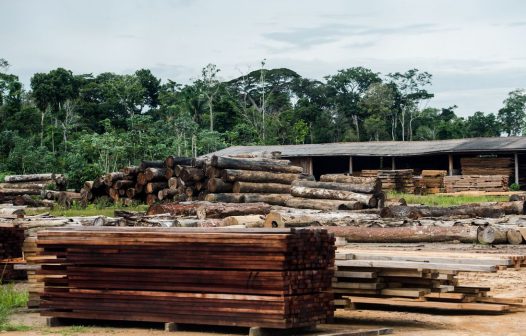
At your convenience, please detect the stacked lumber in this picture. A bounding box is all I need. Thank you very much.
[334,250,526,313]
[204,155,312,206]
[0,224,25,282]
[444,175,509,193]
[361,170,414,193]
[21,237,42,307]
[421,170,447,194]
[461,157,513,176]
[36,227,335,329]
[285,175,383,211]
[0,173,66,204]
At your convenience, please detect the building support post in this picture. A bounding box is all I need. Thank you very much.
[349,156,353,175]
[391,157,396,170]
[515,153,519,185]
[448,154,453,176]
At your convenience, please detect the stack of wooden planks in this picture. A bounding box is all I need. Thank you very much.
[361,170,414,194]
[36,227,335,329]
[333,250,526,313]
[421,170,447,194]
[0,173,66,205]
[286,174,383,211]
[461,157,513,177]
[443,175,509,193]
[0,224,26,282]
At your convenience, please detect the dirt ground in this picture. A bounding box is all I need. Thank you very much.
[5,243,526,336]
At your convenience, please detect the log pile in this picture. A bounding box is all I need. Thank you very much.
[204,155,312,206]
[334,250,526,313]
[0,173,66,204]
[461,157,513,176]
[36,227,335,329]
[284,175,383,211]
[421,170,447,194]
[444,175,509,193]
[361,170,414,193]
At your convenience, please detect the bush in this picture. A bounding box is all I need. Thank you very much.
[510,183,521,191]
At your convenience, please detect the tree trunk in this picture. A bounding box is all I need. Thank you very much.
[292,180,380,195]
[114,180,134,189]
[222,215,265,227]
[145,182,168,194]
[139,160,165,171]
[285,197,364,211]
[0,182,51,190]
[211,156,303,174]
[122,166,140,175]
[381,201,526,219]
[196,202,271,219]
[222,169,311,184]
[164,156,193,169]
[240,193,292,206]
[506,229,524,245]
[4,174,62,183]
[147,202,209,216]
[144,168,167,182]
[204,193,244,203]
[290,186,377,207]
[320,174,378,185]
[477,226,508,244]
[207,178,233,193]
[233,181,291,194]
[180,167,205,182]
[104,172,125,185]
[325,226,479,243]
[264,209,379,228]
[0,189,42,196]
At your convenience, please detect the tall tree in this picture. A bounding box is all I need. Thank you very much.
[498,89,526,136]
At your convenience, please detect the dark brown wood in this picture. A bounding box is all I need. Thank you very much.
[222,169,312,184]
[291,186,377,207]
[196,202,272,219]
[212,156,303,174]
[233,181,291,194]
[164,156,193,169]
[285,197,363,211]
[207,178,233,193]
[139,160,165,171]
[292,180,380,195]
[145,182,168,194]
[204,193,244,203]
[241,194,292,206]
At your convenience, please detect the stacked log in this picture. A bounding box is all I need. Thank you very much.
[204,155,313,206]
[461,157,513,177]
[0,173,66,204]
[443,175,509,193]
[421,170,447,194]
[283,175,383,211]
[361,169,414,193]
[36,227,335,329]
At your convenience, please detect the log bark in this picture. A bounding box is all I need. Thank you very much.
[233,181,291,194]
[264,210,379,228]
[139,160,165,170]
[207,178,233,193]
[285,197,364,211]
[164,156,193,169]
[241,193,292,206]
[506,229,524,245]
[144,168,168,182]
[4,173,61,183]
[204,193,244,203]
[477,226,508,244]
[290,186,377,207]
[206,166,222,179]
[180,167,205,182]
[0,189,42,196]
[158,188,179,201]
[122,166,140,175]
[196,202,271,219]
[104,172,125,185]
[12,195,52,207]
[126,188,136,199]
[325,226,479,243]
[320,174,378,185]
[221,169,311,184]
[381,201,526,219]
[0,182,51,190]
[114,180,135,189]
[145,182,168,194]
[147,202,209,216]
[292,180,380,194]
[164,168,174,180]
[211,155,303,174]
[222,215,265,227]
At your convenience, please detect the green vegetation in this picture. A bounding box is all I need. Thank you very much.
[1,57,525,189]
[0,284,29,331]
[26,203,148,217]
[389,192,509,207]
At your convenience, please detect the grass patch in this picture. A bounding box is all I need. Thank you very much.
[26,203,149,217]
[388,192,509,207]
[0,284,29,331]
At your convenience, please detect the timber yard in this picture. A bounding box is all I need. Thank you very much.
[2,137,526,335]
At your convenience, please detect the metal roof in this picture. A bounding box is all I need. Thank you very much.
[206,137,526,158]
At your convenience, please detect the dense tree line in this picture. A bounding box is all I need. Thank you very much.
[1,58,525,188]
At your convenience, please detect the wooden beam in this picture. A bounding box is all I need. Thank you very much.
[515,153,519,185]
[448,154,454,176]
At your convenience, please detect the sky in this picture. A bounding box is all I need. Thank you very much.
[1,0,525,117]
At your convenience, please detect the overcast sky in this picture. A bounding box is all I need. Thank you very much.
[1,0,525,117]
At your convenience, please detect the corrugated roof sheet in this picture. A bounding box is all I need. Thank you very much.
[205,137,526,158]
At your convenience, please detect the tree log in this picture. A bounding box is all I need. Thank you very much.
[136,173,147,186]
[222,215,265,227]
[290,186,377,207]
[241,193,292,206]
[204,193,244,203]
[146,194,158,206]
[126,188,136,199]
[104,172,125,185]
[381,201,526,219]
[0,182,51,190]
[506,229,524,245]
[206,166,222,179]
[122,166,140,175]
[4,173,61,183]
[180,167,205,182]
[0,189,41,196]
[264,210,379,228]
[12,195,52,207]
[324,226,479,243]
[139,160,165,171]
[221,169,312,184]
[211,156,303,174]
[207,178,233,193]
[168,177,178,189]
[292,180,380,194]
[114,180,135,189]
[164,156,193,169]
[285,197,364,211]
[147,202,209,216]
[320,174,378,185]
[196,202,271,219]
[144,168,168,182]
[477,226,508,244]
[233,181,291,194]
[145,182,168,194]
